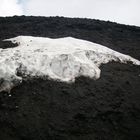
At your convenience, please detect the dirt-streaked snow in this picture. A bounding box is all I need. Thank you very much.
[0,36,140,92]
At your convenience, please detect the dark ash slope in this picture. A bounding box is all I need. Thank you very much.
[0,16,140,140]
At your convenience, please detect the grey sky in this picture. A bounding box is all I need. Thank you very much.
[0,0,140,26]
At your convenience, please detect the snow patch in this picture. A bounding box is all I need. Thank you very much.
[0,36,140,92]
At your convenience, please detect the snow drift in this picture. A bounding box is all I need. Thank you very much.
[0,36,140,93]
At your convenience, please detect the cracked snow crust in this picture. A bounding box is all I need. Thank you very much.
[0,36,140,92]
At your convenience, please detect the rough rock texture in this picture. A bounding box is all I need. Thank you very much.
[0,16,140,140]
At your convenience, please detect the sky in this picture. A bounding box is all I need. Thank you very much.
[0,0,140,26]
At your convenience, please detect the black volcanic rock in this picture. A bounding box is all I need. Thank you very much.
[0,16,140,140]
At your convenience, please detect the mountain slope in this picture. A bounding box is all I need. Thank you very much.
[0,16,140,140]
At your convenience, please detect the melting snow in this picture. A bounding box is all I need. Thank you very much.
[0,36,140,92]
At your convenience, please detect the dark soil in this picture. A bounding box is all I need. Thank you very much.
[0,16,140,140]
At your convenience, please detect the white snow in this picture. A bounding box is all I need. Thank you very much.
[0,36,140,92]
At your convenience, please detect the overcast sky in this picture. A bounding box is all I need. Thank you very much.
[0,0,140,26]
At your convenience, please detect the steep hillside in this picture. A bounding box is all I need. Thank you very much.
[0,16,140,140]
